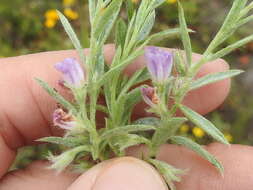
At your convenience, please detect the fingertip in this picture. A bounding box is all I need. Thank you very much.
[68,157,167,190]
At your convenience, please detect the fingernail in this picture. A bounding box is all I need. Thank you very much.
[68,157,168,190]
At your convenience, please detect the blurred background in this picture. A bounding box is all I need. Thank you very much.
[1,0,253,169]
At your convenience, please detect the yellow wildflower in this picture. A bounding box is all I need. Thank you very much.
[45,9,59,20]
[64,8,79,20]
[131,0,139,4]
[63,0,76,7]
[224,133,233,143]
[44,19,57,28]
[192,127,205,138]
[167,0,177,4]
[179,124,190,133]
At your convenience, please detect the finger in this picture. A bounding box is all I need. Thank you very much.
[128,143,253,190]
[68,157,167,190]
[0,161,78,190]
[0,45,229,176]
[0,158,166,190]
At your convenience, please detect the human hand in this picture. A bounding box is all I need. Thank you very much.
[0,45,252,190]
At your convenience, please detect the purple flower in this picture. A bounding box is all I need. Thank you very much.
[53,109,76,130]
[145,47,173,83]
[141,86,158,107]
[54,58,85,87]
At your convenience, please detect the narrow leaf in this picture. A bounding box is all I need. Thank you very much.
[57,11,85,65]
[137,10,156,41]
[115,18,127,47]
[37,136,88,148]
[190,70,244,90]
[179,104,229,145]
[35,79,76,112]
[93,0,123,44]
[211,34,253,61]
[170,136,224,174]
[149,159,185,190]
[147,28,194,44]
[133,117,160,126]
[101,125,155,140]
[152,117,188,149]
[178,1,192,65]
[111,134,150,152]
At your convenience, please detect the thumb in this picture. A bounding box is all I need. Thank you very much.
[68,157,167,190]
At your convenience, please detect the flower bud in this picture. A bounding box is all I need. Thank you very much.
[141,86,158,107]
[55,58,85,87]
[53,108,76,130]
[145,46,173,83]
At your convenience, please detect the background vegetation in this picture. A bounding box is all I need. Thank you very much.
[1,0,253,168]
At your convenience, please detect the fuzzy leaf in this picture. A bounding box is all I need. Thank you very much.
[35,79,76,112]
[99,49,144,85]
[133,117,160,126]
[178,1,192,65]
[115,18,127,47]
[125,0,135,21]
[190,70,244,90]
[93,0,123,44]
[111,134,150,152]
[205,0,248,53]
[210,34,253,61]
[149,159,185,190]
[152,117,188,149]
[37,136,88,148]
[88,0,96,23]
[170,136,224,174]
[147,28,193,44]
[137,10,155,41]
[57,11,85,65]
[49,145,91,172]
[101,124,155,140]
[179,104,229,145]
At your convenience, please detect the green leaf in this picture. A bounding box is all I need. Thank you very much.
[179,104,229,145]
[93,0,123,44]
[190,70,244,90]
[111,134,150,152]
[204,0,248,53]
[101,124,155,140]
[120,68,149,95]
[152,117,188,149]
[210,34,253,61]
[35,79,76,112]
[99,49,144,85]
[49,145,91,172]
[174,50,187,76]
[170,136,224,174]
[147,28,194,44]
[88,0,96,24]
[115,18,127,48]
[57,11,85,65]
[124,86,143,113]
[125,0,136,21]
[178,1,192,66]
[37,136,88,148]
[137,10,155,41]
[149,159,185,190]
[133,117,160,126]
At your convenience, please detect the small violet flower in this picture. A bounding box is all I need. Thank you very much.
[54,58,85,87]
[145,46,173,83]
[53,108,76,130]
[141,86,158,107]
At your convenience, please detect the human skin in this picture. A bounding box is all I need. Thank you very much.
[0,44,252,190]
